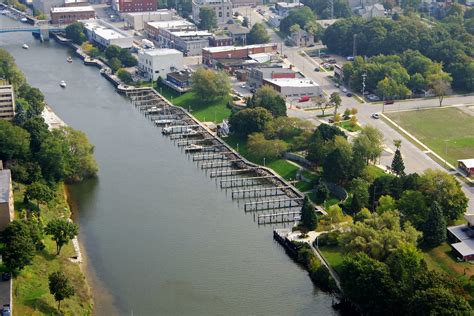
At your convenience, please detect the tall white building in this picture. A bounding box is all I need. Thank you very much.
[0,85,15,121]
[192,0,233,27]
[138,48,183,80]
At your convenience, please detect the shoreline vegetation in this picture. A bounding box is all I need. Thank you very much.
[0,47,97,314]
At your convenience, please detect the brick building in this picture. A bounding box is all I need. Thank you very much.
[202,43,278,66]
[118,0,157,13]
[51,6,95,24]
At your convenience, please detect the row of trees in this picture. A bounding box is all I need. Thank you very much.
[323,14,474,91]
[190,67,231,101]
[280,7,323,39]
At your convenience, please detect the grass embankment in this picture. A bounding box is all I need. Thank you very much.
[318,245,345,274]
[423,243,474,305]
[336,120,361,132]
[385,107,474,166]
[11,183,93,315]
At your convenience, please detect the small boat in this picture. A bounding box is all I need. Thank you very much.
[22,44,29,49]
[59,80,67,88]
[67,56,72,63]
[20,17,27,23]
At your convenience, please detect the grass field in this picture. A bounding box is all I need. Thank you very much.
[12,184,93,315]
[386,107,474,166]
[319,245,345,274]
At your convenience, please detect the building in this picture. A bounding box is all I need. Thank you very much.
[289,28,314,47]
[275,2,303,17]
[226,24,249,44]
[247,66,297,88]
[209,35,233,47]
[0,167,14,231]
[192,0,233,26]
[448,214,474,261]
[51,6,95,24]
[32,0,64,15]
[458,159,474,176]
[263,78,321,98]
[202,43,278,66]
[0,85,15,121]
[144,20,210,55]
[138,48,183,80]
[230,0,262,7]
[358,3,385,19]
[118,0,157,12]
[123,10,176,30]
[82,19,134,48]
[164,70,193,93]
[64,0,89,7]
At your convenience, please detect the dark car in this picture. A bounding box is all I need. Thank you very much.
[314,67,320,72]
[328,118,335,123]
[2,304,10,316]
[1,272,11,281]
[346,92,353,97]
[250,88,256,93]
[384,100,395,105]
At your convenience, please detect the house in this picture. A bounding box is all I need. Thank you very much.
[192,0,233,26]
[164,70,193,93]
[263,78,321,98]
[458,159,474,176]
[275,2,303,17]
[138,48,183,81]
[226,24,250,45]
[50,6,95,24]
[358,3,385,19]
[247,66,297,88]
[209,35,233,47]
[82,19,134,48]
[288,28,314,47]
[0,84,15,121]
[0,165,14,231]
[448,214,474,261]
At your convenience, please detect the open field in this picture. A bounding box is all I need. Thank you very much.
[319,245,344,274]
[385,107,474,166]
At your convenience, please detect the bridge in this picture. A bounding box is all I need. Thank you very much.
[0,25,65,34]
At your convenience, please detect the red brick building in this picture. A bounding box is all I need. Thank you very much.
[202,43,278,66]
[50,6,95,24]
[118,0,157,12]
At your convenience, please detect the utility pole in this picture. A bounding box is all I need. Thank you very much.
[361,73,367,96]
[352,34,357,57]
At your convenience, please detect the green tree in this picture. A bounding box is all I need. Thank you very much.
[329,92,341,117]
[117,69,133,84]
[376,195,396,214]
[229,107,273,137]
[397,190,428,228]
[25,182,55,209]
[314,181,330,204]
[242,16,249,27]
[49,271,75,312]
[301,196,317,230]
[247,23,270,44]
[0,120,30,161]
[391,149,405,176]
[1,220,36,272]
[109,57,122,73]
[118,49,138,67]
[280,7,315,35]
[428,75,452,107]
[250,86,287,117]
[353,126,384,165]
[423,202,447,248]
[105,45,121,60]
[65,22,86,44]
[350,178,369,209]
[45,219,78,255]
[199,6,217,30]
[22,116,50,153]
[0,48,26,89]
[247,133,288,160]
[323,147,352,184]
[18,84,45,115]
[191,68,230,101]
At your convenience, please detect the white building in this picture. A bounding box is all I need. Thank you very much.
[123,9,176,30]
[138,48,183,80]
[82,19,134,48]
[192,0,233,26]
[0,85,15,121]
[358,3,385,19]
[263,78,321,98]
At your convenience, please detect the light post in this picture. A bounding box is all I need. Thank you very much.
[361,73,367,97]
[263,157,266,167]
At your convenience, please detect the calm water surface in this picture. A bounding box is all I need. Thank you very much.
[0,16,336,315]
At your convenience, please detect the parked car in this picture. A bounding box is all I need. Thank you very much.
[2,304,10,316]
[384,99,395,105]
[328,117,335,123]
[298,96,310,102]
[240,84,247,88]
[250,88,256,93]
[346,56,354,61]
[341,87,348,93]
[346,92,353,97]
[314,67,320,72]
[1,272,11,281]
[321,54,330,59]
[371,113,380,119]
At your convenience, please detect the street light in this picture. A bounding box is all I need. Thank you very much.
[361,73,367,96]
[263,157,266,167]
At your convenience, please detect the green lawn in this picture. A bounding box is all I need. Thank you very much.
[386,107,474,166]
[319,245,345,274]
[336,120,361,132]
[363,165,387,180]
[156,83,232,123]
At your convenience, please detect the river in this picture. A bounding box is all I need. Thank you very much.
[0,16,336,315]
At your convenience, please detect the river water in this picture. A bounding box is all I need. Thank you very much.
[0,16,336,315]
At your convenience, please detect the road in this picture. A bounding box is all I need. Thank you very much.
[241,6,474,210]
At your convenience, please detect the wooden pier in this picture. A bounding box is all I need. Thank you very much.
[244,198,303,212]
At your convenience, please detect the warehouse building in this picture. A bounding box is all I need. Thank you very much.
[51,6,95,24]
[138,48,183,80]
[263,78,321,98]
[123,10,176,30]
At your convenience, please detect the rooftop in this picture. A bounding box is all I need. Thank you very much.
[264,78,319,88]
[451,239,474,257]
[167,70,192,81]
[202,43,277,53]
[448,224,474,241]
[94,27,127,39]
[171,30,212,37]
[141,48,182,56]
[64,0,88,3]
[51,5,95,13]
[276,2,303,8]
[147,19,195,29]
[254,66,295,76]
[124,9,174,16]
[226,24,250,35]
[0,169,11,204]
[459,159,474,169]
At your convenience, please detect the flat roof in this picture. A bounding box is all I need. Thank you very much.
[51,5,95,13]
[94,27,127,39]
[0,170,11,204]
[452,239,474,257]
[167,70,192,81]
[124,9,174,16]
[171,30,212,37]
[147,19,195,29]
[276,2,303,8]
[459,159,474,168]
[203,43,277,53]
[64,0,88,3]
[141,48,182,56]
[265,78,319,88]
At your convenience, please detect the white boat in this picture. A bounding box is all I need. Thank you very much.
[67,56,72,63]
[59,80,67,88]
[22,44,29,49]
[20,17,27,22]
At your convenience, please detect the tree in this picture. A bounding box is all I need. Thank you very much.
[105,45,121,60]
[280,7,315,35]
[229,107,273,137]
[428,75,452,107]
[397,190,429,228]
[25,182,55,209]
[191,68,230,101]
[411,287,471,314]
[391,149,405,176]
[242,16,249,27]
[353,126,384,165]
[18,84,45,115]
[250,86,287,117]
[423,202,447,248]
[247,133,288,161]
[301,196,317,230]
[323,148,352,184]
[49,271,75,312]
[0,49,26,90]
[109,57,122,73]
[290,24,301,34]
[65,22,86,44]
[118,49,137,67]
[117,69,133,84]
[329,92,341,117]
[327,204,344,224]
[314,181,330,204]
[247,23,270,44]
[45,219,78,255]
[312,95,330,116]
[0,120,30,161]
[376,195,396,214]
[22,116,50,153]
[198,6,217,30]
[350,178,369,209]
[1,220,36,272]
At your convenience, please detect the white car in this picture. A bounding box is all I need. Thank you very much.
[341,87,348,93]
[371,113,380,119]
[240,84,247,89]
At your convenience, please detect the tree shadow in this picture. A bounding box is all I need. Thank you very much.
[24,297,59,315]
[39,249,57,262]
